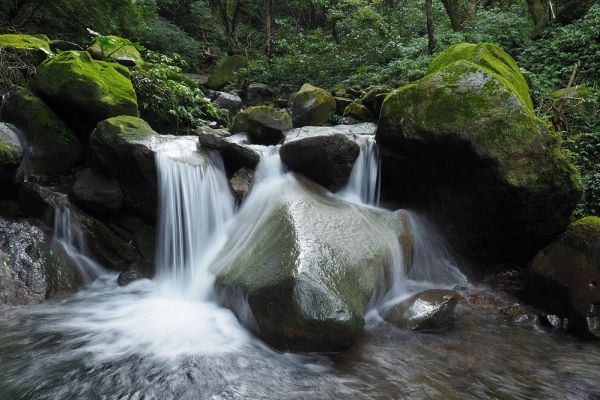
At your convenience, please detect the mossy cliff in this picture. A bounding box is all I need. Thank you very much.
[377,42,582,263]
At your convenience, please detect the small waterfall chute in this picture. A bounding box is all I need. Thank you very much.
[339,135,381,206]
[53,205,104,282]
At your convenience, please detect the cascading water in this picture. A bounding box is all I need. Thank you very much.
[155,137,235,295]
[340,135,381,206]
[53,205,104,282]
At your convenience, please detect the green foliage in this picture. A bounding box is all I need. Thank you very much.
[88,30,145,60]
[137,18,203,62]
[131,50,227,134]
[518,4,600,105]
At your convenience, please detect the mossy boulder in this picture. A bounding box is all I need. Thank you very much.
[361,87,389,118]
[207,55,247,90]
[343,102,373,122]
[231,106,292,145]
[2,88,82,176]
[0,34,51,64]
[37,51,139,125]
[212,176,413,352]
[291,84,337,127]
[527,217,600,338]
[89,116,158,221]
[0,123,23,167]
[88,35,143,67]
[377,43,582,263]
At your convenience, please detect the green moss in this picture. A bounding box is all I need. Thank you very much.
[92,116,157,143]
[37,51,138,122]
[343,102,372,121]
[427,43,533,112]
[2,87,82,175]
[207,54,247,90]
[0,34,50,52]
[88,35,143,65]
[568,216,600,245]
[291,83,337,127]
[0,142,21,166]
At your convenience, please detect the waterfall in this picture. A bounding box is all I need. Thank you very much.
[155,137,235,295]
[340,135,381,206]
[53,206,104,282]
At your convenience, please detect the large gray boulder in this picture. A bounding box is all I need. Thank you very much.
[70,169,123,215]
[197,130,260,176]
[212,176,413,352]
[0,217,82,305]
[231,106,292,145]
[89,116,159,221]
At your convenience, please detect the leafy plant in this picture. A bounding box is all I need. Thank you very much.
[87,29,145,60]
[131,50,227,134]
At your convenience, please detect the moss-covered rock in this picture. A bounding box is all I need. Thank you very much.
[37,51,139,125]
[377,42,582,263]
[0,34,51,64]
[343,102,373,122]
[361,87,389,118]
[291,83,337,127]
[231,106,292,145]
[88,35,143,67]
[212,177,413,352]
[207,55,247,90]
[2,87,82,176]
[527,217,600,338]
[89,116,158,221]
[0,123,23,167]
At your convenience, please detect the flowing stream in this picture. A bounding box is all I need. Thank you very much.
[0,136,599,399]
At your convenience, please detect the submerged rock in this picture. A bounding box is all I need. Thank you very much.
[291,84,336,127]
[70,169,123,215]
[377,43,582,263]
[0,217,82,305]
[117,260,155,286]
[230,167,254,202]
[527,216,600,338]
[280,130,360,192]
[37,51,139,124]
[2,88,82,176]
[212,176,413,352]
[383,289,461,332]
[231,106,292,145]
[89,116,158,221]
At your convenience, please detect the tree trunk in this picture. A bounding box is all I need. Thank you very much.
[426,0,436,55]
[526,0,550,35]
[265,0,274,62]
[440,0,479,31]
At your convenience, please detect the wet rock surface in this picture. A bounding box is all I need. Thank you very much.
[197,130,260,175]
[70,169,123,215]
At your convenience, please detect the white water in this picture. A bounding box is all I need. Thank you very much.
[53,206,104,282]
[340,135,381,206]
[155,137,235,296]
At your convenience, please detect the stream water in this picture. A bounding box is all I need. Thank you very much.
[0,136,599,399]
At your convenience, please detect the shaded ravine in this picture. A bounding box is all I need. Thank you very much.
[0,136,599,399]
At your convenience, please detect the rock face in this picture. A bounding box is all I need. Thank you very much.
[0,34,51,64]
[245,82,274,106]
[70,169,123,215]
[230,167,254,202]
[291,84,336,127]
[383,289,461,332]
[89,116,158,221]
[37,51,139,124]
[280,130,360,192]
[212,176,412,352]
[198,130,260,175]
[361,87,388,118]
[527,217,600,338]
[231,106,292,145]
[0,217,82,305]
[2,88,82,176]
[377,43,582,263]
[207,55,247,90]
[88,35,143,66]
